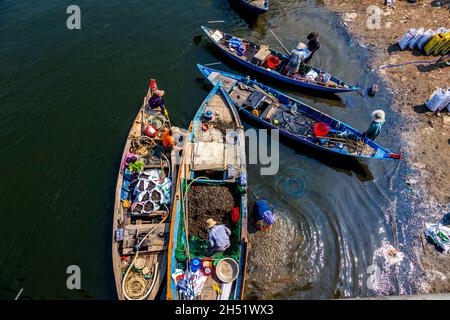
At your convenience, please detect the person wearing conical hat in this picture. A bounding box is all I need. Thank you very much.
[284,42,310,76]
[206,218,231,256]
[363,109,386,141]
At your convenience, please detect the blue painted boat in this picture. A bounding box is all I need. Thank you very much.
[198,64,402,160]
[166,82,248,300]
[235,0,269,14]
[201,26,359,94]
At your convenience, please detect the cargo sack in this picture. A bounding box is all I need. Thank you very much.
[433,33,450,55]
[417,29,434,50]
[425,88,450,112]
[398,29,416,50]
[141,200,160,214]
[425,32,447,55]
[131,201,145,215]
[409,27,424,49]
[136,190,152,202]
[440,41,450,55]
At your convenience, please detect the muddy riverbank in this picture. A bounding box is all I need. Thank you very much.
[323,0,450,294]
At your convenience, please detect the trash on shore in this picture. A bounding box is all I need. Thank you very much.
[425,88,450,112]
[398,27,449,54]
[376,243,404,265]
[424,214,450,254]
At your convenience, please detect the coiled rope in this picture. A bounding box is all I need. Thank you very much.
[121,204,169,300]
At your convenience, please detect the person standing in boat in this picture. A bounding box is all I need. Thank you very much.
[363,110,386,141]
[304,32,320,64]
[206,218,231,256]
[147,89,169,117]
[284,42,310,75]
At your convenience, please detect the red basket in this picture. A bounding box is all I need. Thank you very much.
[313,122,330,137]
[266,55,281,69]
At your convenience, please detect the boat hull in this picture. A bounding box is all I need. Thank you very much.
[201,26,358,94]
[236,0,269,14]
[198,64,401,160]
[166,83,248,300]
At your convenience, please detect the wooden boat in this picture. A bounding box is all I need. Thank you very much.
[112,79,183,300]
[235,0,269,14]
[166,82,248,300]
[201,26,359,94]
[198,64,402,160]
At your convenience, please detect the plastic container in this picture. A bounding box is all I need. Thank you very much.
[190,258,202,272]
[266,55,281,69]
[204,110,214,121]
[313,122,330,137]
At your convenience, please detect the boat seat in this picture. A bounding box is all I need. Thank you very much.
[207,72,238,91]
[253,45,271,66]
[229,88,252,106]
[262,105,278,120]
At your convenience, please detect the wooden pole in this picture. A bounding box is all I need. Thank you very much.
[268,27,290,55]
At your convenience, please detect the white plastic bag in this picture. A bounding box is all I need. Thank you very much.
[398,29,415,50]
[425,88,450,112]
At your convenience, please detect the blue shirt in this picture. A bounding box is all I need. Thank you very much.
[208,225,231,248]
[148,95,165,112]
[364,121,384,141]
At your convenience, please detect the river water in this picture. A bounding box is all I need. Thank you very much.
[0,0,420,299]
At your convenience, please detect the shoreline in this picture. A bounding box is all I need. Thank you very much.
[323,0,450,294]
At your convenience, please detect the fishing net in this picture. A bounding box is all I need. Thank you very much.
[272,109,314,136]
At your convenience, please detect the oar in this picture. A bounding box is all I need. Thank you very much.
[268,27,290,55]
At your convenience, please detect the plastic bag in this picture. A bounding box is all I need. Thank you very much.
[417,29,434,50]
[425,88,450,112]
[409,27,424,49]
[398,29,415,50]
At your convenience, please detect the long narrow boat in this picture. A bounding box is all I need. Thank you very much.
[235,0,269,14]
[198,64,402,160]
[112,79,183,300]
[201,26,359,94]
[166,82,248,300]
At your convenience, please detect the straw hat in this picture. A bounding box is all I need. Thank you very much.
[372,110,386,122]
[296,42,307,50]
[206,218,217,229]
[154,90,165,97]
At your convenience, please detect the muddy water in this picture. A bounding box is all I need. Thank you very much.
[0,0,418,299]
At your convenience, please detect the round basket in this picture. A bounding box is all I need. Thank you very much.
[215,258,239,283]
[134,257,146,270]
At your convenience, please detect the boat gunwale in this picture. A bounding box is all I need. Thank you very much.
[197,64,401,160]
[201,26,359,94]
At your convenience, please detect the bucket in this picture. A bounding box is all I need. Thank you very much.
[266,55,281,69]
[204,110,214,121]
[144,124,159,138]
[313,122,330,137]
[190,258,202,272]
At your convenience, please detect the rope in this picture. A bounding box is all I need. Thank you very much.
[369,54,450,75]
[121,212,168,300]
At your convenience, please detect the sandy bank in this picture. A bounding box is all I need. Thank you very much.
[323,0,450,294]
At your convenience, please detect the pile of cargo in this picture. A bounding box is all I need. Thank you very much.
[398,27,450,55]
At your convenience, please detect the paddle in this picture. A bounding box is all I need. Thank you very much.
[268,27,290,55]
